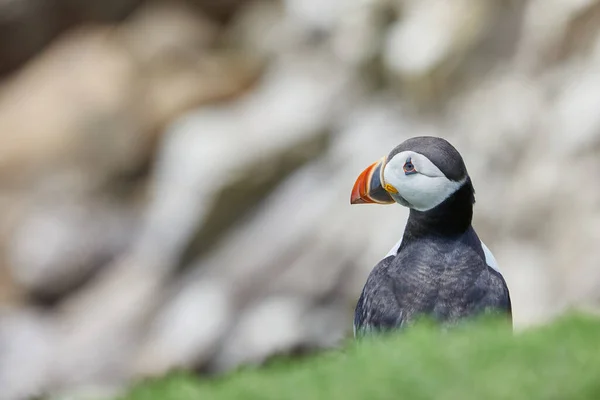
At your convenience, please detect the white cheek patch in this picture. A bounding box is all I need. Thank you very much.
[383,151,465,212]
[400,175,464,211]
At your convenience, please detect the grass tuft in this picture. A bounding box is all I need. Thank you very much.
[121,313,600,400]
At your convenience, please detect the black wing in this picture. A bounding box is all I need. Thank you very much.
[353,256,406,337]
[483,267,513,325]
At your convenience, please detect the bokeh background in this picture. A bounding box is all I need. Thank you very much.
[1,0,600,398]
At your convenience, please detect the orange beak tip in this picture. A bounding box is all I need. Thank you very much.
[350,161,378,205]
[350,157,396,206]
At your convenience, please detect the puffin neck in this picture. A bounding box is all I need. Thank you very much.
[403,178,475,239]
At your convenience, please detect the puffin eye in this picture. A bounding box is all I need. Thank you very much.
[403,157,416,175]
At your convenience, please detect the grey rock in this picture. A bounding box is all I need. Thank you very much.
[210,296,310,372]
[383,0,494,78]
[132,278,232,377]
[49,256,165,393]
[7,198,137,300]
[0,309,56,400]
[134,51,354,266]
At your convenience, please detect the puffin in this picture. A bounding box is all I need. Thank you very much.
[350,136,511,337]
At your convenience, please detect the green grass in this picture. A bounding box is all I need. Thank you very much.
[122,314,600,400]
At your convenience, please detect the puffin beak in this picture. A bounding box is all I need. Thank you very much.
[350,157,396,205]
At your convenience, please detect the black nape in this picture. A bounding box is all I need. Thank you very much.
[403,177,475,239]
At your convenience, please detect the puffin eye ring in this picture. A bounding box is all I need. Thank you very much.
[403,157,416,175]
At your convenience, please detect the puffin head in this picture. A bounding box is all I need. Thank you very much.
[350,136,473,212]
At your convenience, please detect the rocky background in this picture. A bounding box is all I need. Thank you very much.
[1,0,600,398]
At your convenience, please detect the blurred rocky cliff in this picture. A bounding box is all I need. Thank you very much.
[1,0,600,398]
